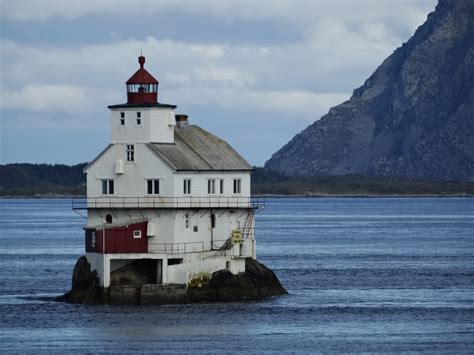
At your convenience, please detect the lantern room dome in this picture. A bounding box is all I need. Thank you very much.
[126,56,159,85]
[126,55,159,105]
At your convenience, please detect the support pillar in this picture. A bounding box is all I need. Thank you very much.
[99,254,111,288]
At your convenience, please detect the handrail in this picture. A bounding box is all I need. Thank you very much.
[210,239,229,250]
[150,241,205,254]
[72,196,265,210]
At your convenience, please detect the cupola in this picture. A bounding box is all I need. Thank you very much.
[126,55,159,105]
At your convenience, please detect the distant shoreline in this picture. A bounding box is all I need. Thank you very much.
[2,163,473,199]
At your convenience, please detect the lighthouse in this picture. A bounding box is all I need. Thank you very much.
[77,56,260,289]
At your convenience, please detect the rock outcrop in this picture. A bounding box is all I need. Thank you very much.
[265,0,474,181]
[57,256,287,305]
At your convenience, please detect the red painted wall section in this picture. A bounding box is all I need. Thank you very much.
[85,222,148,254]
[127,91,157,104]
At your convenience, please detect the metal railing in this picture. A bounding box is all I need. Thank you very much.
[72,196,265,210]
[150,241,205,254]
[210,239,229,250]
[151,237,251,255]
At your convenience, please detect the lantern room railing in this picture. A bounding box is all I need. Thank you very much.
[72,196,265,210]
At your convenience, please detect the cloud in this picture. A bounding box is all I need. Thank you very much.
[0,0,437,165]
[0,20,409,124]
[0,84,118,113]
[2,84,88,112]
[1,0,435,34]
[167,87,348,120]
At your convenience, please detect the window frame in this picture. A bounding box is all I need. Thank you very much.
[126,144,134,162]
[101,179,115,195]
[207,179,216,194]
[233,178,241,194]
[183,179,192,195]
[146,179,160,195]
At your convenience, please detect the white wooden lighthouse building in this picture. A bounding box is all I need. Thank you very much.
[78,56,261,288]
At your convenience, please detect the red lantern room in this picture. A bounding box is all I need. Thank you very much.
[126,55,159,105]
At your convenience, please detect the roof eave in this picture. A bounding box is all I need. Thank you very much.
[83,144,113,172]
[108,103,177,109]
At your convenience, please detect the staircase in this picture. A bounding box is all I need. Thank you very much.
[212,209,255,258]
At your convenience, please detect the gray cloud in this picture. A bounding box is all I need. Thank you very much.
[0,0,437,165]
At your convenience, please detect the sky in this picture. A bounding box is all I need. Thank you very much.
[0,0,437,166]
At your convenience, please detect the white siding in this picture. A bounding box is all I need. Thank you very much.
[149,109,175,143]
[87,208,252,253]
[86,143,174,200]
[111,107,175,144]
[173,172,251,198]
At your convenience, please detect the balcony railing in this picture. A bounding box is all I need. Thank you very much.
[72,196,265,210]
[151,241,205,254]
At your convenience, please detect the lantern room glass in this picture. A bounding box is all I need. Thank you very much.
[127,84,157,93]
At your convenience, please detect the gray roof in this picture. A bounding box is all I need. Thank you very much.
[148,125,252,171]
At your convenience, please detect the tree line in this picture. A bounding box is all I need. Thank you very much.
[0,163,472,197]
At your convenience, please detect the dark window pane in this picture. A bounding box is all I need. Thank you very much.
[102,180,107,194]
[109,180,114,195]
[154,180,159,194]
[147,180,153,194]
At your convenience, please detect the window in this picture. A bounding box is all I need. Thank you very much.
[101,179,114,195]
[220,179,224,194]
[207,179,215,194]
[168,258,183,265]
[120,118,125,125]
[184,213,189,229]
[193,226,198,232]
[120,112,125,118]
[136,118,141,125]
[147,179,160,195]
[137,112,141,118]
[133,230,142,239]
[183,179,191,194]
[233,179,241,194]
[91,231,96,248]
[126,144,134,162]
[211,213,216,228]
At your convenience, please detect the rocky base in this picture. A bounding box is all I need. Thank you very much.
[56,256,287,305]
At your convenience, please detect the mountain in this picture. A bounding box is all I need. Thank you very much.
[265,0,474,182]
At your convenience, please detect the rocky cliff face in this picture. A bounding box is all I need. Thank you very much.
[265,0,474,181]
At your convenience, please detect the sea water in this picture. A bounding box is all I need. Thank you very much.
[0,197,473,353]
